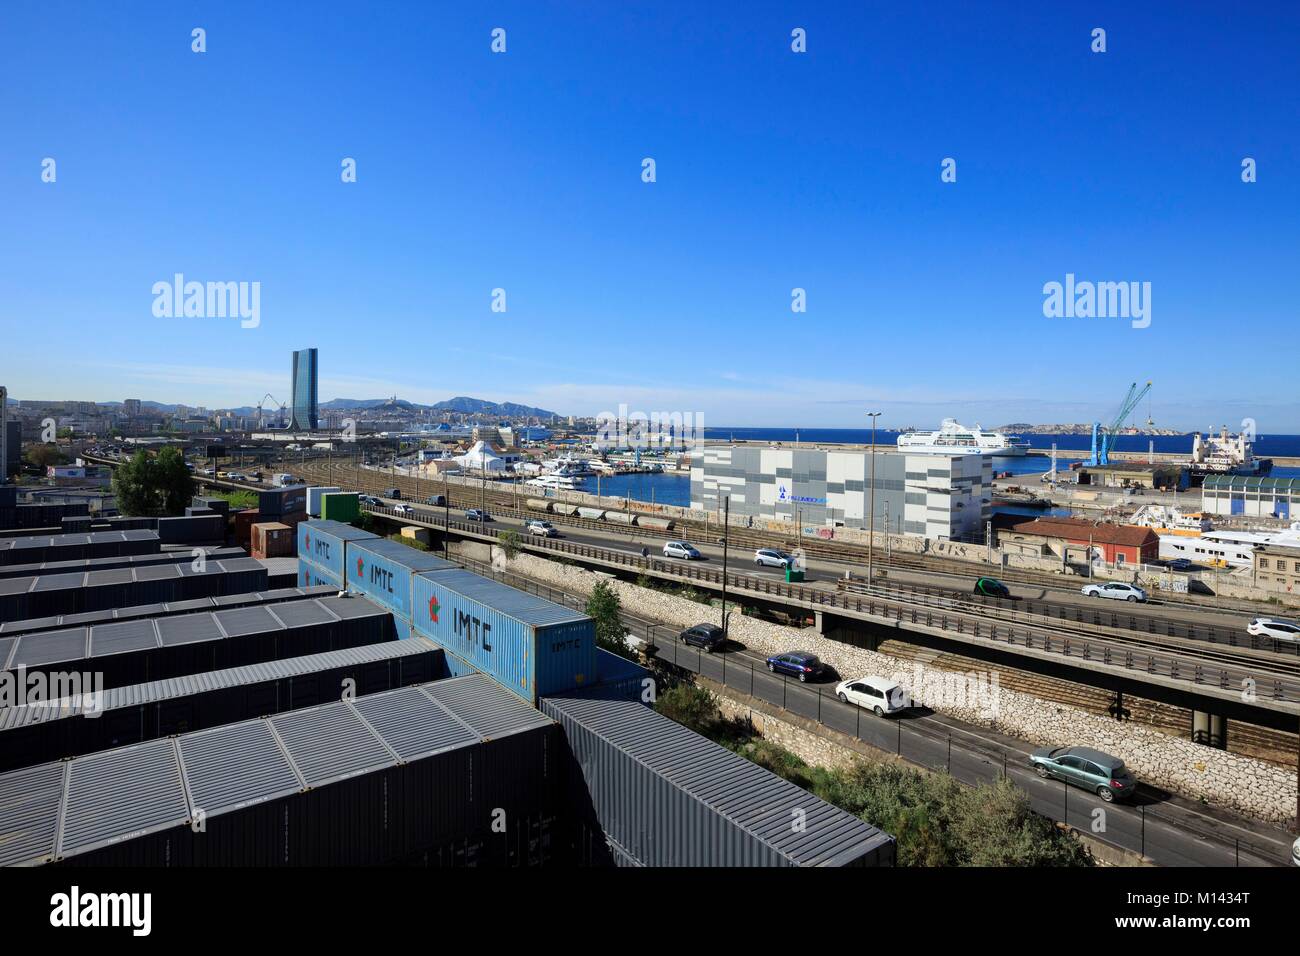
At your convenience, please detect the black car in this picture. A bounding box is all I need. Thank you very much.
[973,577,1011,599]
[425,494,447,507]
[383,488,402,500]
[679,624,726,653]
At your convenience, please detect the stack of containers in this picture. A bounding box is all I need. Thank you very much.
[157,514,225,545]
[306,486,341,518]
[320,492,360,523]
[191,496,230,517]
[251,522,294,559]
[412,568,596,705]
[295,520,378,591]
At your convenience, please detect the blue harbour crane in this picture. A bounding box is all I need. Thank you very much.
[1087,381,1153,466]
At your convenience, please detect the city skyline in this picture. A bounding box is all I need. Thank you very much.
[3,4,1298,429]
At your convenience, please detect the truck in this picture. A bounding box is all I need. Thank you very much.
[274,473,296,488]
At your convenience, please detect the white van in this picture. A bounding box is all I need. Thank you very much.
[835,676,909,716]
[273,473,295,488]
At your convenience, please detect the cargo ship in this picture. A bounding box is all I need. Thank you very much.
[1186,427,1272,485]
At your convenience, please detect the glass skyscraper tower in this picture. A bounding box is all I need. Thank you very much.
[288,348,318,431]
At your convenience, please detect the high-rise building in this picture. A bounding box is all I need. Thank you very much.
[123,398,142,418]
[288,348,318,431]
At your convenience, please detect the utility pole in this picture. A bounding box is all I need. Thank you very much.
[867,411,882,583]
[721,495,730,640]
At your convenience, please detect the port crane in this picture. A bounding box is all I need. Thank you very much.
[1087,381,1152,466]
[256,394,286,428]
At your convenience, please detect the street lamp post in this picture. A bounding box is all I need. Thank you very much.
[867,411,882,582]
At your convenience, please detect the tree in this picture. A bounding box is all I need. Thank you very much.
[497,529,522,560]
[586,580,635,660]
[111,448,194,516]
[25,444,67,470]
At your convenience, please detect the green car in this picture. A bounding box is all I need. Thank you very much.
[973,577,1011,599]
[1030,746,1136,803]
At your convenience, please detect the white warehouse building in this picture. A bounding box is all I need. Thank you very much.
[690,443,991,541]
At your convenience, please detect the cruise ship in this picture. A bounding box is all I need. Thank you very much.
[897,419,1030,456]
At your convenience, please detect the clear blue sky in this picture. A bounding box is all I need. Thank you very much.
[2,1,1297,431]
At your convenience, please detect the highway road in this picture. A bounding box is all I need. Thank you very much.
[454,553,1297,868]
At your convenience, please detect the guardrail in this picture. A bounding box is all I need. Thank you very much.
[365,503,1300,704]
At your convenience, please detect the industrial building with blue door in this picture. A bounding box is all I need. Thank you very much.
[0,489,896,867]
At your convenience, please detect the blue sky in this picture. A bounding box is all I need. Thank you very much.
[1,1,1297,430]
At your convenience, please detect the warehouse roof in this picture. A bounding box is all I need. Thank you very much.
[1007,517,1158,548]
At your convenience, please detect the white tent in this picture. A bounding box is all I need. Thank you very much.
[455,441,509,473]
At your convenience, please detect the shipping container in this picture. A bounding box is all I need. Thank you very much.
[0,530,160,567]
[232,509,259,550]
[0,502,91,531]
[0,594,396,690]
[256,557,299,588]
[185,507,216,517]
[319,492,360,523]
[0,672,560,866]
[0,636,446,772]
[540,694,896,867]
[299,562,341,590]
[103,516,157,531]
[0,486,15,508]
[60,517,93,533]
[191,496,230,516]
[0,545,244,581]
[251,522,294,559]
[306,486,341,517]
[0,558,269,624]
[157,514,225,545]
[344,538,458,622]
[297,519,377,584]
[0,585,336,637]
[411,567,596,703]
[259,485,308,518]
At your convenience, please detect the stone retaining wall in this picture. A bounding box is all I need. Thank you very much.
[495,547,1297,825]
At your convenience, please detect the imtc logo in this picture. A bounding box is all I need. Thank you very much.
[355,556,364,579]
[428,595,440,623]
[454,608,492,652]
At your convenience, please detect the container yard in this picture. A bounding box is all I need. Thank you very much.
[0,636,446,772]
[0,545,244,580]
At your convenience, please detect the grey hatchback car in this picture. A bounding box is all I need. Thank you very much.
[1030,745,1136,802]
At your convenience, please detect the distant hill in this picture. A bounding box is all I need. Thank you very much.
[319,396,560,418]
[432,396,559,418]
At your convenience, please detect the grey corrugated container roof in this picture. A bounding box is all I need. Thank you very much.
[0,636,442,730]
[541,694,895,867]
[425,672,553,739]
[418,567,588,629]
[0,671,552,865]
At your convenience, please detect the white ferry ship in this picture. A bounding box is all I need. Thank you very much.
[526,473,585,491]
[896,419,1030,457]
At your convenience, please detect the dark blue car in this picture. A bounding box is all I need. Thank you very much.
[766,651,825,682]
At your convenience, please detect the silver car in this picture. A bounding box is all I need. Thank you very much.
[754,548,794,568]
[1080,581,1147,603]
[663,541,701,560]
